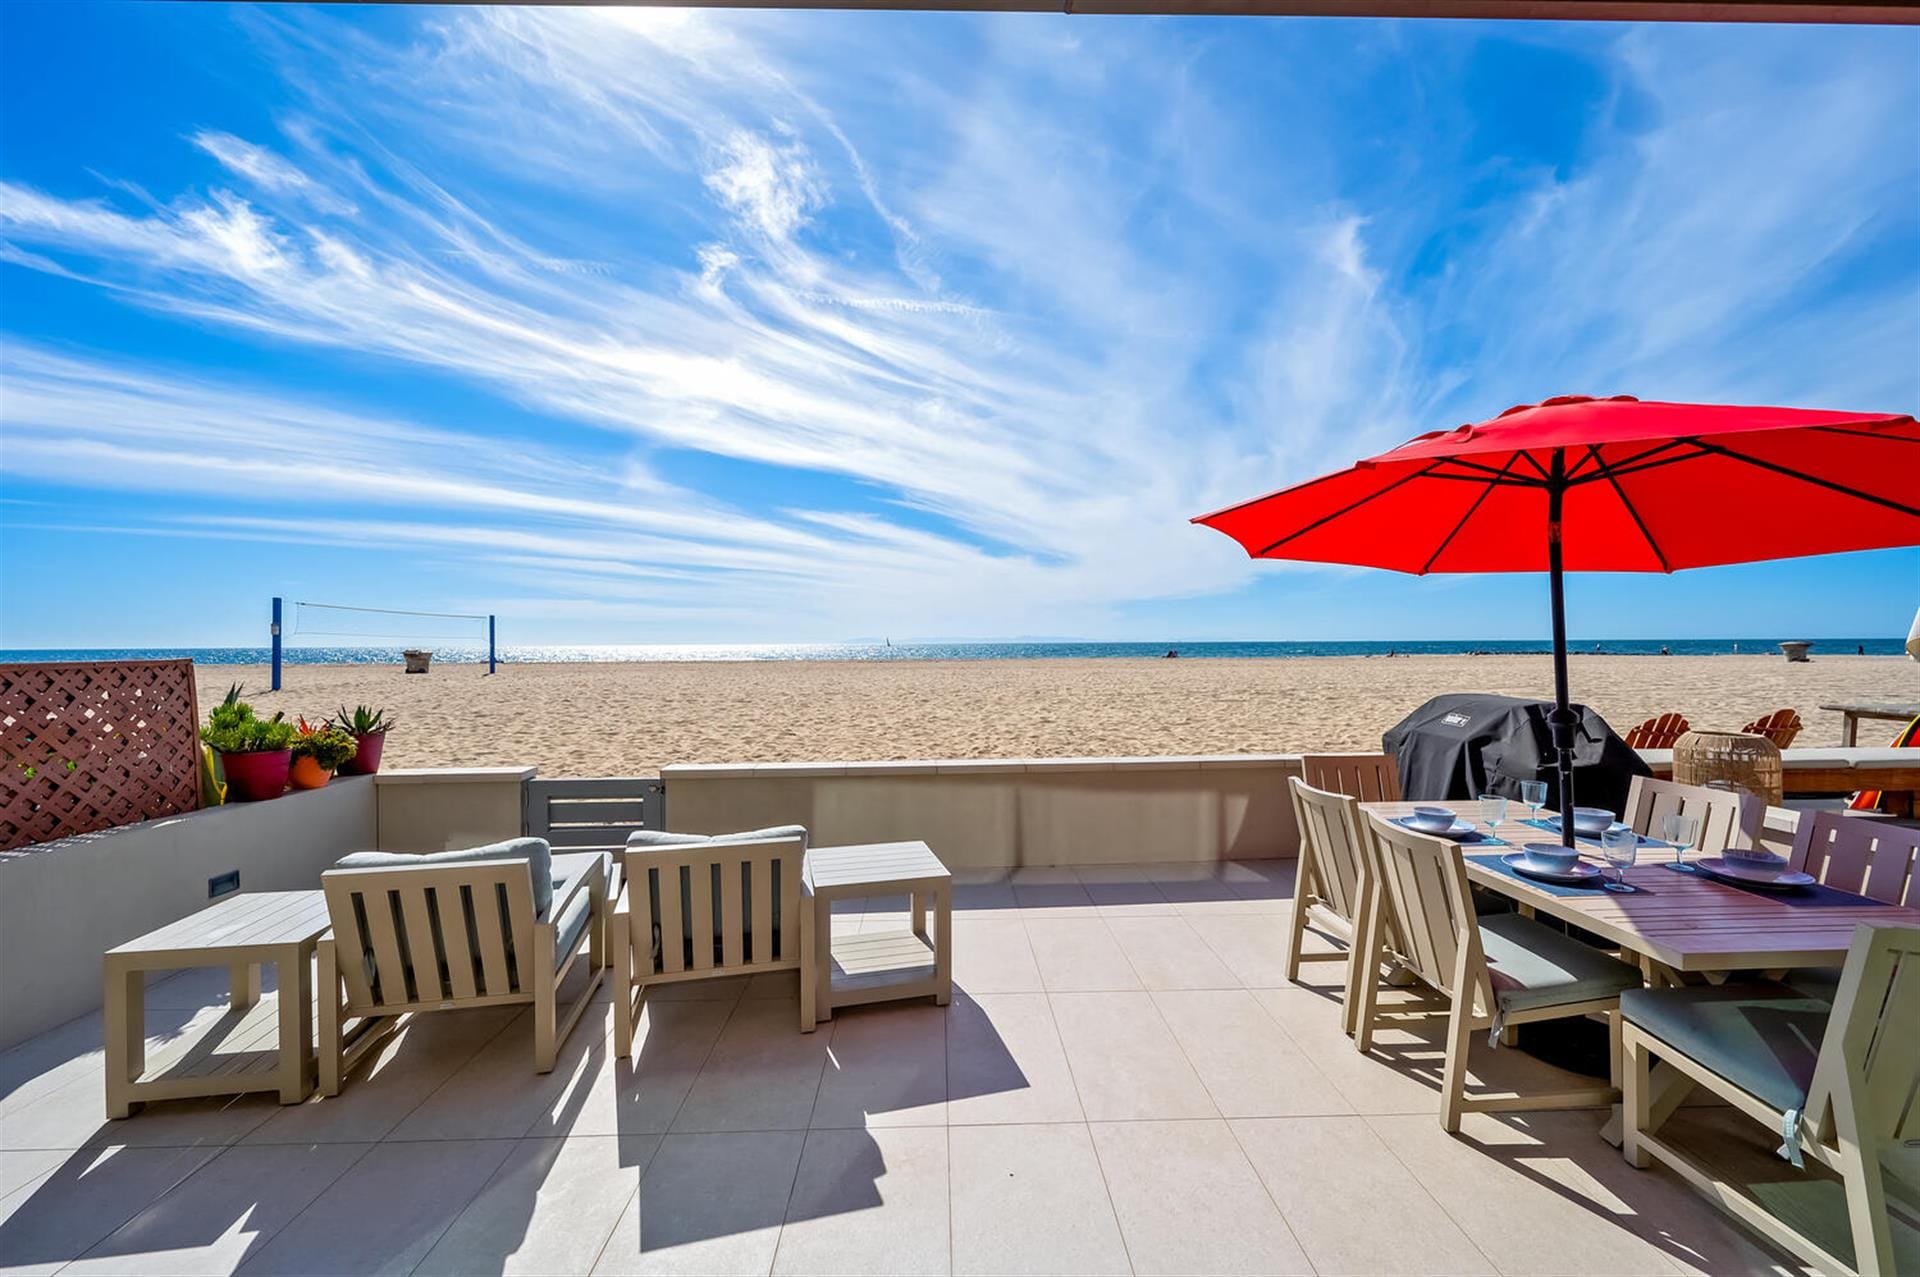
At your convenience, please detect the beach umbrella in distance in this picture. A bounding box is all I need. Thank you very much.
[1192,394,1920,846]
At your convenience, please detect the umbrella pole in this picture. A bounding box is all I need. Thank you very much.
[1547,452,1577,848]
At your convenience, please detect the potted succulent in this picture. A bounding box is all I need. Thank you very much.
[200,685,296,802]
[290,717,358,790]
[334,704,395,776]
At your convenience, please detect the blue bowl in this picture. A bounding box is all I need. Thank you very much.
[1520,843,1582,874]
[1407,806,1457,833]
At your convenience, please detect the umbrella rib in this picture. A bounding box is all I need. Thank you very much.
[1585,444,1672,573]
[1811,424,1920,444]
[1688,440,1920,519]
[1574,446,1712,486]
[1419,453,1520,574]
[1251,460,1444,557]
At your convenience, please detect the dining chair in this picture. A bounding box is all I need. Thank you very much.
[1621,922,1920,1277]
[1623,712,1691,750]
[1741,707,1806,749]
[1286,778,1398,1035]
[1300,752,1402,802]
[1354,814,1640,1132]
[1622,775,1756,854]
[1790,810,1920,907]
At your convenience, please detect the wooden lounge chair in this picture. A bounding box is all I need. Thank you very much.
[1354,814,1640,1132]
[317,839,609,1092]
[1621,923,1920,1276]
[1623,712,1691,750]
[1286,778,1403,1035]
[1300,752,1402,802]
[1622,775,1756,854]
[614,829,816,1048]
[1742,708,1805,749]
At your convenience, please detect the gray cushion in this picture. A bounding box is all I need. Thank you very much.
[626,825,807,851]
[552,885,595,966]
[1620,981,1831,1113]
[334,836,554,915]
[1479,911,1642,1017]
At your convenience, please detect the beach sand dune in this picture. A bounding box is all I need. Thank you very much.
[197,654,1919,777]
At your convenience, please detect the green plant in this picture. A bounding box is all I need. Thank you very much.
[292,717,358,770]
[334,704,395,735]
[201,686,296,754]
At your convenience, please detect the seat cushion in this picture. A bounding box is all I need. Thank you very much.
[626,825,807,851]
[552,885,595,967]
[334,836,554,915]
[1619,981,1831,1114]
[1479,911,1642,1016]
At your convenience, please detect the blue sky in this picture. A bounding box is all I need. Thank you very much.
[1,4,1915,649]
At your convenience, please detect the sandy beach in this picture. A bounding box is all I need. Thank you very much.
[196,654,1920,776]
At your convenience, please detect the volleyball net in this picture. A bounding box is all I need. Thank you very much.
[270,597,496,686]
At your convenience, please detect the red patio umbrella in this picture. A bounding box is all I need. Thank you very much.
[1193,394,1920,845]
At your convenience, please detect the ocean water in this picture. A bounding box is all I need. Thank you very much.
[1,638,1905,664]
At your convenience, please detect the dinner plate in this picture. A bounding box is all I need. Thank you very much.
[1502,852,1602,884]
[1695,857,1817,890]
[1393,815,1479,840]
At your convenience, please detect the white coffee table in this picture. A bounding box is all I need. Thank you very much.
[805,841,951,1028]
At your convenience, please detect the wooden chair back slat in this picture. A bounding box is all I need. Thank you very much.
[1623,776,1752,853]
[1624,713,1690,750]
[1288,779,1367,928]
[504,879,535,992]
[687,860,716,971]
[321,878,376,1007]
[656,863,686,974]
[436,886,480,1001]
[396,887,443,1002]
[1366,816,1473,997]
[720,862,745,969]
[1791,812,1920,907]
[1301,754,1402,803]
[360,890,410,1006]
[777,849,804,964]
[468,883,512,995]
[750,858,774,965]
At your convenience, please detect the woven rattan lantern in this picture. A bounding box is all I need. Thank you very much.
[1672,730,1783,806]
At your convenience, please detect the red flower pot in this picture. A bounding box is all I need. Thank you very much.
[288,756,333,790]
[220,749,291,802]
[339,731,386,776]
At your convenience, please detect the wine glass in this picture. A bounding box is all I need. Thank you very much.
[1601,824,1638,892]
[1476,793,1508,833]
[1661,813,1699,872]
[1520,780,1548,822]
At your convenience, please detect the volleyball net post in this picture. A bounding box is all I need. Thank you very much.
[271,596,284,692]
[489,615,497,676]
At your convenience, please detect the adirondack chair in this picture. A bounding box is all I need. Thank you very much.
[317,840,609,1092]
[1286,778,1405,1035]
[1623,713,1691,750]
[614,829,816,1047]
[1741,708,1805,749]
[1354,814,1639,1132]
[1622,775,1757,854]
[1300,753,1402,802]
[1621,923,1920,1276]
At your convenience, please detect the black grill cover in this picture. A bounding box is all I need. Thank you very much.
[1382,693,1652,816]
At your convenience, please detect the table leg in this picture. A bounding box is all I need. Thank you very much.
[104,962,144,1119]
[911,889,927,939]
[933,886,952,1006]
[230,961,261,1010]
[1841,714,1858,748]
[277,945,315,1104]
[815,893,834,1024]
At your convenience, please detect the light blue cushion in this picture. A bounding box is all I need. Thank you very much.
[334,836,554,915]
[626,825,807,851]
[552,885,595,966]
[1479,911,1641,1016]
[1620,981,1830,1113]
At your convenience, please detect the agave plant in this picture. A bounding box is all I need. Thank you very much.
[334,704,395,735]
[202,686,296,753]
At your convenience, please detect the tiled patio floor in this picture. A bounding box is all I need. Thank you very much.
[0,860,1846,1274]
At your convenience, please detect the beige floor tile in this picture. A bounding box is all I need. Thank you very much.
[949,1123,1129,1276]
[1233,1116,1493,1274]
[415,1135,656,1276]
[1251,988,1450,1115]
[774,1127,950,1275]
[0,1144,220,1275]
[670,997,830,1132]
[949,876,1018,916]
[62,1142,372,1276]
[233,1138,514,1276]
[1368,1111,1713,1275]
[0,1150,65,1202]
[1023,918,1141,992]
[242,1007,517,1145]
[643,975,750,1001]
[743,970,804,1000]
[593,1131,805,1275]
[1151,990,1351,1117]
[810,1003,947,1129]
[950,918,1043,994]
[945,992,1082,1125]
[1049,991,1215,1121]
[0,1011,107,1114]
[1187,914,1296,986]
[1090,1118,1312,1275]
[1011,868,1095,916]
[558,999,734,1137]
[1105,916,1240,989]
[1,1071,276,1154]
[1072,865,1176,918]
[391,1000,614,1140]
[1137,861,1238,909]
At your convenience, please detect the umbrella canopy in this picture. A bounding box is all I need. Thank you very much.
[1194,394,1920,845]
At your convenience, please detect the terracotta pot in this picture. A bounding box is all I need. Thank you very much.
[289,756,334,790]
[339,730,386,776]
[220,749,291,802]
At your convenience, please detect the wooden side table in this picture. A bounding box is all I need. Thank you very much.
[805,841,951,1028]
[104,890,332,1118]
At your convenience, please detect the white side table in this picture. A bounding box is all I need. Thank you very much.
[805,841,951,1028]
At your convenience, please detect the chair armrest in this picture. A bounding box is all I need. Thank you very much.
[546,852,610,923]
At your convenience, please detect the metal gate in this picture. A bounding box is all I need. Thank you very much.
[524,776,666,859]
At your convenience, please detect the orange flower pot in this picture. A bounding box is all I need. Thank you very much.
[288,756,334,790]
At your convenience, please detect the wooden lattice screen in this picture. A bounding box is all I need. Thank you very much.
[0,660,201,852]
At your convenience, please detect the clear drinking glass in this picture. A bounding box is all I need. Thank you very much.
[1520,780,1548,821]
[1602,825,1638,892]
[1661,813,1699,871]
[1476,793,1508,832]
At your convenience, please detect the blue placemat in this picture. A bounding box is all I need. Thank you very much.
[1658,861,1886,908]
[1519,817,1676,852]
[1465,852,1648,896]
